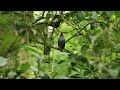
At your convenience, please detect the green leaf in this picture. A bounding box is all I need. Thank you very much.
[21,46,40,54]
[92,11,99,19]
[106,11,113,18]
[8,71,17,79]
[0,56,8,67]
[108,69,119,78]
[114,11,120,17]
[76,11,85,21]
[54,75,69,79]
[75,55,88,64]
[113,46,120,53]
[31,28,37,35]
[110,64,120,69]
[98,11,103,14]
[55,62,70,76]
[30,66,39,72]
[0,14,15,27]
[111,52,116,60]
[20,63,30,73]
[84,69,91,76]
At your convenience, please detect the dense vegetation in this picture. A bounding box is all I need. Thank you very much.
[0,11,120,79]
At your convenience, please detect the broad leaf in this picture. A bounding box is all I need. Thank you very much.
[92,11,99,19]
[106,11,113,18]
[76,11,85,21]
[20,63,30,73]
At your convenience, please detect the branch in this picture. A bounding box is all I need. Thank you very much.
[60,15,92,43]
[65,23,91,43]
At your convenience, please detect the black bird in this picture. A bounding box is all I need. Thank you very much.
[51,21,60,29]
[58,33,65,52]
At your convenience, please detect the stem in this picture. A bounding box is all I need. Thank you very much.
[65,23,91,43]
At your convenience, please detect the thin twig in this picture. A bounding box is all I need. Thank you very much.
[60,15,92,43]
[65,23,91,43]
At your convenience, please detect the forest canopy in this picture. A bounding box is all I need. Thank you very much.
[0,11,120,79]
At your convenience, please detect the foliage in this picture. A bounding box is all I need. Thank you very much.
[0,11,120,79]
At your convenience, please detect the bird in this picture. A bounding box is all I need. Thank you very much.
[50,21,60,29]
[53,21,60,28]
[58,33,65,52]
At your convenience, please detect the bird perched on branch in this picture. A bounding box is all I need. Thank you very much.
[52,21,60,29]
[58,33,65,52]
[50,15,61,29]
